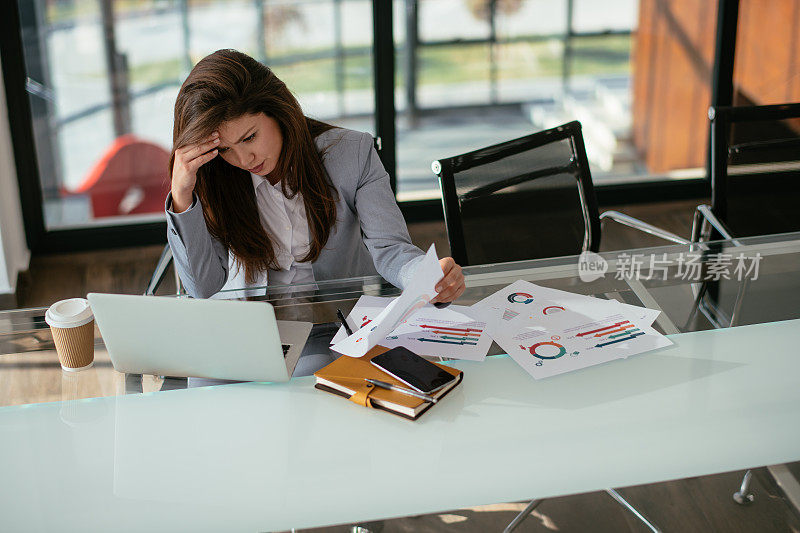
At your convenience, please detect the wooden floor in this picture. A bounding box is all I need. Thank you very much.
[302,467,800,532]
[7,198,800,531]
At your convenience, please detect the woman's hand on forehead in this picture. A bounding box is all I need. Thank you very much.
[171,132,220,212]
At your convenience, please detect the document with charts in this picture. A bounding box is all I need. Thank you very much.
[467,280,672,379]
[466,279,661,336]
[332,296,492,361]
[493,301,673,379]
[381,304,491,361]
[331,244,443,357]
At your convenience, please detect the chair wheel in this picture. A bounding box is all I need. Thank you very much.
[733,491,754,505]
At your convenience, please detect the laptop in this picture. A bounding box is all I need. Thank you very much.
[87,293,312,382]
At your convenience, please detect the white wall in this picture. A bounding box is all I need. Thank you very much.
[0,54,31,295]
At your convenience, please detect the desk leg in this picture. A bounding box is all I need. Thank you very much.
[605,488,661,532]
[502,499,542,533]
[733,469,754,505]
[767,464,800,514]
[623,279,680,335]
[123,373,143,394]
[729,276,750,328]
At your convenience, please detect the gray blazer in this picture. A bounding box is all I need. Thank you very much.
[166,127,425,298]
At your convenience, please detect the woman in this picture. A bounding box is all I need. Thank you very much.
[166,49,465,301]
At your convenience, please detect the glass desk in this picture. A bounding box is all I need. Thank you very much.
[1,232,799,407]
[0,233,799,531]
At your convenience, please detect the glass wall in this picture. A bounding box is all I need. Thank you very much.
[19,0,373,230]
[394,0,643,201]
[15,0,740,236]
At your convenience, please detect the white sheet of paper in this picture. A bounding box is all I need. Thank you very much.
[510,281,662,325]
[494,305,673,379]
[380,304,492,361]
[331,244,443,357]
[465,280,660,337]
[331,299,492,361]
[330,295,394,344]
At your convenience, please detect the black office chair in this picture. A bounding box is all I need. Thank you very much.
[687,103,800,332]
[653,104,800,335]
[692,102,800,506]
[432,121,600,266]
[693,102,800,243]
[434,121,664,532]
[433,121,688,268]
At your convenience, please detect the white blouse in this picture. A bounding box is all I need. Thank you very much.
[249,172,315,287]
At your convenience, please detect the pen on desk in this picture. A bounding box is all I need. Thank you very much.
[336,308,354,336]
[365,378,438,403]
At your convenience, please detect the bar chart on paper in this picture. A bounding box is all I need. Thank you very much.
[382,307,493,361]
[575,320,645,348]
[414,323,483,346]
[575,320,645,347]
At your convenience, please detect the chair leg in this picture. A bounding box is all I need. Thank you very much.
[173,262,183,295]
[145,244,174,296]
[502,499,543,533]
[691,205,706,243]
[683,281,709,331]
[605,488,661,533]
[733,470,755,505]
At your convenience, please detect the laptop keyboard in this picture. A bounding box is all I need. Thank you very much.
[282,344,291,358]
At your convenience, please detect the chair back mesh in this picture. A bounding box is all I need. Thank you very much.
[722,115,800,237]
[437,122,599,266]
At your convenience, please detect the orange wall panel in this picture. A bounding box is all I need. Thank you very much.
[632,0,716,174]
[734,0,800,105]
[632,0,800,174]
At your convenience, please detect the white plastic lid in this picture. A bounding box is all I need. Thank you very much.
[45,298,94,329]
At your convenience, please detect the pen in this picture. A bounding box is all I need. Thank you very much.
[336,308,353,336]
[365,378,438,403]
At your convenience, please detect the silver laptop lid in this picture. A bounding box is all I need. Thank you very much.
[87,293,310,382]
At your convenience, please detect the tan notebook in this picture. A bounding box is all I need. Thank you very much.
[314,346,463,420]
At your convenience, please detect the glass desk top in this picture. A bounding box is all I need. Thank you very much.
[1,233,800,532]
[1,232,799,408]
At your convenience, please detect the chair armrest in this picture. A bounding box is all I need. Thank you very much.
[599,210,691,245]
[144,244,174,296]
[691,204,740,244]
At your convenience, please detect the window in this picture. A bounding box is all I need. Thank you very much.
[6,1,760,251]
[17,0,374,231]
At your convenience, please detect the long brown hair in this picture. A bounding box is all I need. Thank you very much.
[169,49,337,283]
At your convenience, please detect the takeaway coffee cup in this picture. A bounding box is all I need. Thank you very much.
[45,298,95,371]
